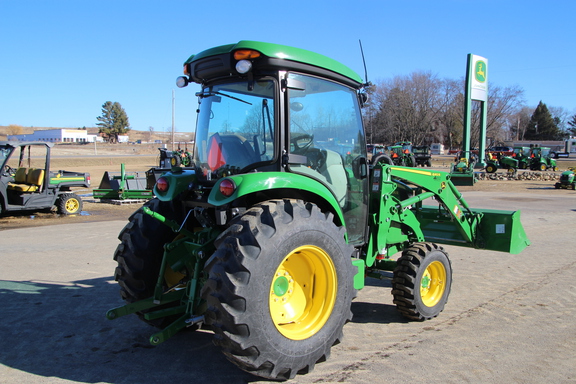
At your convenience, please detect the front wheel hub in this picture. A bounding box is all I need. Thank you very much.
[420,260,447,307]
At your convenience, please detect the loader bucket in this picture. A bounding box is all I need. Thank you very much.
[449,171,477,186]
[474,208,531,254]
[92,163,154,200]
[419,206,529,255]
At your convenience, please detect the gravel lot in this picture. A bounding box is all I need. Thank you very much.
[1,146,575,383]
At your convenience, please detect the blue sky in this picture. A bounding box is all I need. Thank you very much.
[1,0,575,133]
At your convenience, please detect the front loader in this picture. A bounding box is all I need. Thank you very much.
[107,41,530,381]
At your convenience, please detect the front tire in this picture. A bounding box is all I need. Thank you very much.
[392,243,452,320]
[485,164,497,173]
[202,199,354,380]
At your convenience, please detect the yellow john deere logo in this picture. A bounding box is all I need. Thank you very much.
[475,60,487,83]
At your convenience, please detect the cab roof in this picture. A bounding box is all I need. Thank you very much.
[185,40,364,87]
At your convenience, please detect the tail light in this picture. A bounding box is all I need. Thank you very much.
[219,178,236,197]
[156,177,169,192]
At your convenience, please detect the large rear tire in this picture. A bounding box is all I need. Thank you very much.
[202,199,354,380]
[113,198,182,327]
[170,155,181,167]
[392,243,452,320]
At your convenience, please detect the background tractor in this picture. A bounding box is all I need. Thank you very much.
[510,146,530,169]
[484,152,518,174]
[450,150,477,185]
[555,167,576,190]
[106,41,530,381]
[0,141,89,215]
[388,143,416,167]
[529,146,558,171]
[169,145,193,167]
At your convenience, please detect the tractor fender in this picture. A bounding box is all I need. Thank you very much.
[208,172,346,226]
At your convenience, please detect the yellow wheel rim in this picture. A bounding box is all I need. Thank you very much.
[420,261,447,307]
[269,245,337,340]
[65,198,79,213]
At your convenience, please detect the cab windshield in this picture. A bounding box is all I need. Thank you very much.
[0,146,12,168]
[194,80,275,177]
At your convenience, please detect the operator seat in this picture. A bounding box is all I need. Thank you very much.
[7,168,45,192]
[207,133,258,170]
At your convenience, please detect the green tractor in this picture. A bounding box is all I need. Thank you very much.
[169,145,193,167]
[555,167,576,190]
[450,150,477,185]
[388,143,416,167]
[529,146,558,171]
[106,41,530,381]
[510,146,530,169]
[484,152,518,175]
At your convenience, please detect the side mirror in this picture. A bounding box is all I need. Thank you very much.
[358,92,368,107]
[352,156,367,179]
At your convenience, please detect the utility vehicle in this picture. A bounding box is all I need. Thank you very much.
[0,141,89,215]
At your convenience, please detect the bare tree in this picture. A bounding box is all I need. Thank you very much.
[7,124,24,136]
[148,126,154,142]
[372,72,444,145]
[370,73,525,150]
[507,106,533,141]
[436,79,464,150]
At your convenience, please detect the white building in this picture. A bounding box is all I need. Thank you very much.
[8,128,102,143]
[430,143,445,155]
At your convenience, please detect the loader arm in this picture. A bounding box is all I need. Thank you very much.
[366,163,529,267]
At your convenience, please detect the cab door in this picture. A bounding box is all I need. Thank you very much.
[285,72,368,245]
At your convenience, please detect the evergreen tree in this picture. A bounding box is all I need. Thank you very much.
[96,101,130,143]
[524,101,562,140]
[568,114,576,136]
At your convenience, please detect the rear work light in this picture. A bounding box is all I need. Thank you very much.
[219,178,236,197]
[233,49,261,60]
[156,177,169,192]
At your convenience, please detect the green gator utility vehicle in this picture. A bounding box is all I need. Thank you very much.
[0,141,90,215]
[412,144,432,167]
[106,41,530,380]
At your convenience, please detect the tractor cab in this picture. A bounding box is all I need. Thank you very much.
[173,41,369,244]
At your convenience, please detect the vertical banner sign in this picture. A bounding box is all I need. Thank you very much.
[470,55,488,101]
[462,54,489,170]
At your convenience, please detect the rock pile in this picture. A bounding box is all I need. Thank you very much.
[476,171,558,181]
